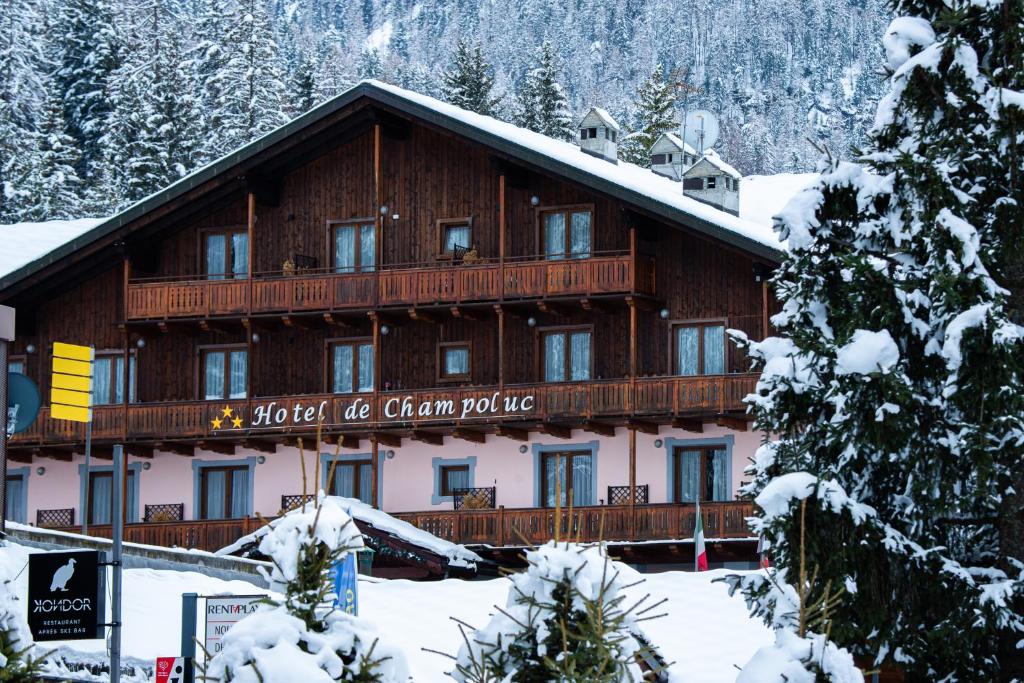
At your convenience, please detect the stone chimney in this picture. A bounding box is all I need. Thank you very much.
[577,107,619,163]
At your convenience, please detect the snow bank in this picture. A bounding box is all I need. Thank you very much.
[0,218,103,280]
[835,329,900,375]
[738,629,863,683]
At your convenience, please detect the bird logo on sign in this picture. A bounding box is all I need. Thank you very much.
[50,558,76,592]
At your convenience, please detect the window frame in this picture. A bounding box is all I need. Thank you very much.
[327,218,377,273]
[672,445,729,503]
[325,337,375,394]
[197,344,248,401]
[198,226,248,279]
[535,204,594,259]
[436,217,474,259]
[7,355,26,375]
[539,451,592,508]
[439,464,471,497]
[91,349,137,405]
[707,176,717,189]
[669,319,728,376]
[437,341,472,383]
[86,469,137,524]
[199,465,248,520]
[537,325,594,383]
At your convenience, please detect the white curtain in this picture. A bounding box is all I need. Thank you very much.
[446,467,470,493]
[711,449,729,501]
[232,233,249,278]
[544,455,567,507]
[206,234,226,279]
[333,344,354,393]
[90,474,112,524]
[93,357,113,405]
[7,360,24,374]
[335,226,356,273]
[445,225,471,252]
[571,454,594,505]
[112,356,136,404]
[569,332,590,381]
[676,327,700,376]
[569,212,591,258]
[229,351,247,398]
[357,463,373,503]
[359,224,376,272]
[229,469,248,518]
[5,476,24,523]
[703,325,725,374]
[544,213,565,259]
[204,352,225,400]
[445,348,469,376]
[544,333,566,381]
[676,450,700,502]
[205,470,226,518]
[357,344,374,392]
[332,462,355,496]
[126,471,138,523]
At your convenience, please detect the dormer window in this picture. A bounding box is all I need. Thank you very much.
[580,127,598,140]
[707,177,717,189]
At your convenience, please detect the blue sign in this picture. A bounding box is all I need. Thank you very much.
[333,553,358,615]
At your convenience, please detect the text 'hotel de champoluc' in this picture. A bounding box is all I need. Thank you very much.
[0,81,779,576]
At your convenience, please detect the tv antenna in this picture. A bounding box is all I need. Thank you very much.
[682,109,719,156]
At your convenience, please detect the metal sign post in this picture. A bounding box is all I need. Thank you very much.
[0,304,15,538]
[110,444,124,683]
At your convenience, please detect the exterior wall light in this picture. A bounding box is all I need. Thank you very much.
[527,317,537,327]
[25,344,36,354]
[380,325,391,336]
[530,196,540,206]
[659,308,670,319]
[385,450,395,459]
[654,439,663,448]
[136,337,146,349]
[35,467,45,476]
[379,205,389,215]
[518,444,528,453]
[251,332,261,344]
[257,455,267,465]
[142,461,152,470]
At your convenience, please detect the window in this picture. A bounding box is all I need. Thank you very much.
[673,446,730,502]
[204,230,248,280]
[438,342,471,382]
[331,221,376,273]
[5,475,25,524]
[92,353,136,405]
[87,470,138,524]
[541,207,591,259]
[541,328,591,382]
[580,127,597,140]
[673,322,726,376]
[611,130,617,142]
[7,357,25,374]
[200,466,248,519]
[706,176,717,189]
[541,451,594,506]
[330,340,374,394]
[439,465,470,496]
[651,153,667,165]
[436,218,473,257]
[202,347,247,400]
[326,459,373,504]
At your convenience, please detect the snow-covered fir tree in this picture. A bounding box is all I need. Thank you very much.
[0,0,48,131]
[441,40,501,117]
[619,64,678,166]
[0,548,45,681]
[730,1,1024,680]
[54,0,120,184]
[514,41,574,140]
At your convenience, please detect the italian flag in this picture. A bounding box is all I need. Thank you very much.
[695,503,708,571]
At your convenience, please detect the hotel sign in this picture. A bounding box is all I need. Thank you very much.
[209,391,538,432]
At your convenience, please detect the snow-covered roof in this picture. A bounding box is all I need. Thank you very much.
[685,149,742,179]
[740,173,819,228]
[0,81,784,293]
[580,106,620,131]
[0,218,104,280]
[654,132,697,156]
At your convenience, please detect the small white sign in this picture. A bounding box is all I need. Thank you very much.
[204,595,264,658]
[0,305,13,342]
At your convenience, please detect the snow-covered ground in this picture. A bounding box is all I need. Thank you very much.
[2,541,772,681]
[0,217,103,279]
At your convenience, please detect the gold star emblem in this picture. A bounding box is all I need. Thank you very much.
[221,405,234,418]
[231,416,243,429]
[211,416,223,429]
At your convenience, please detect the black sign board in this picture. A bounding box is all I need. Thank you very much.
[27,550,106,641]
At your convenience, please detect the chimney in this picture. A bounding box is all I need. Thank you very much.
[577,107,619,163]
[649,132,697,180]
[681,150,741,216]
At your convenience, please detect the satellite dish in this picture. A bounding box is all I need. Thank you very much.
[7,372,40,437]
[682,110,720,154]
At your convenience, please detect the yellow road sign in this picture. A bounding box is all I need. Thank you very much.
[51,342,93,423]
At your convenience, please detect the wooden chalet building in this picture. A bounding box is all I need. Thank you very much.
[0,81,781,569]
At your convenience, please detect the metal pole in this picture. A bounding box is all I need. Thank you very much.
[82,419,91,536]
[110,444,124,683]
[0,338,8,539]
[181,592,198,683]
[694,492,700,573]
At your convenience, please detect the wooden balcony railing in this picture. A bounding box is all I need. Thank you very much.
[125,251,656,321]
[10,374,757,447]
[51,501,754,552]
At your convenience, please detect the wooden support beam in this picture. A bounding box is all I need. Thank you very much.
[716,414,750,432]
[198,319,231,334]
[196,440,237,455]
[323,313,357,329]
[623,295,662,312]
[582,421,616,437]
[8,450,32,463]
[496,425,529,441]
[370,431,402,448]
[671,417,704,433]
[408,308,443,324]
[90,445,114,460]
[126,444,154,459]
[243,439,277,454]
[580,298,617,313]
[282,315,317,330]
[452,428,486,444]
[538,423,572,439]
[339,434,362,449]
[626,419,659,435]
[35,447,72,461]
[536,300,570,316]
[449,306,484,321]
[411,430,444,446]
[154,442,195,456]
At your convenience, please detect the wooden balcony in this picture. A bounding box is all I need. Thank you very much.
[49,501,754,553]
[126,251,656,321]
[9,374,757,448]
